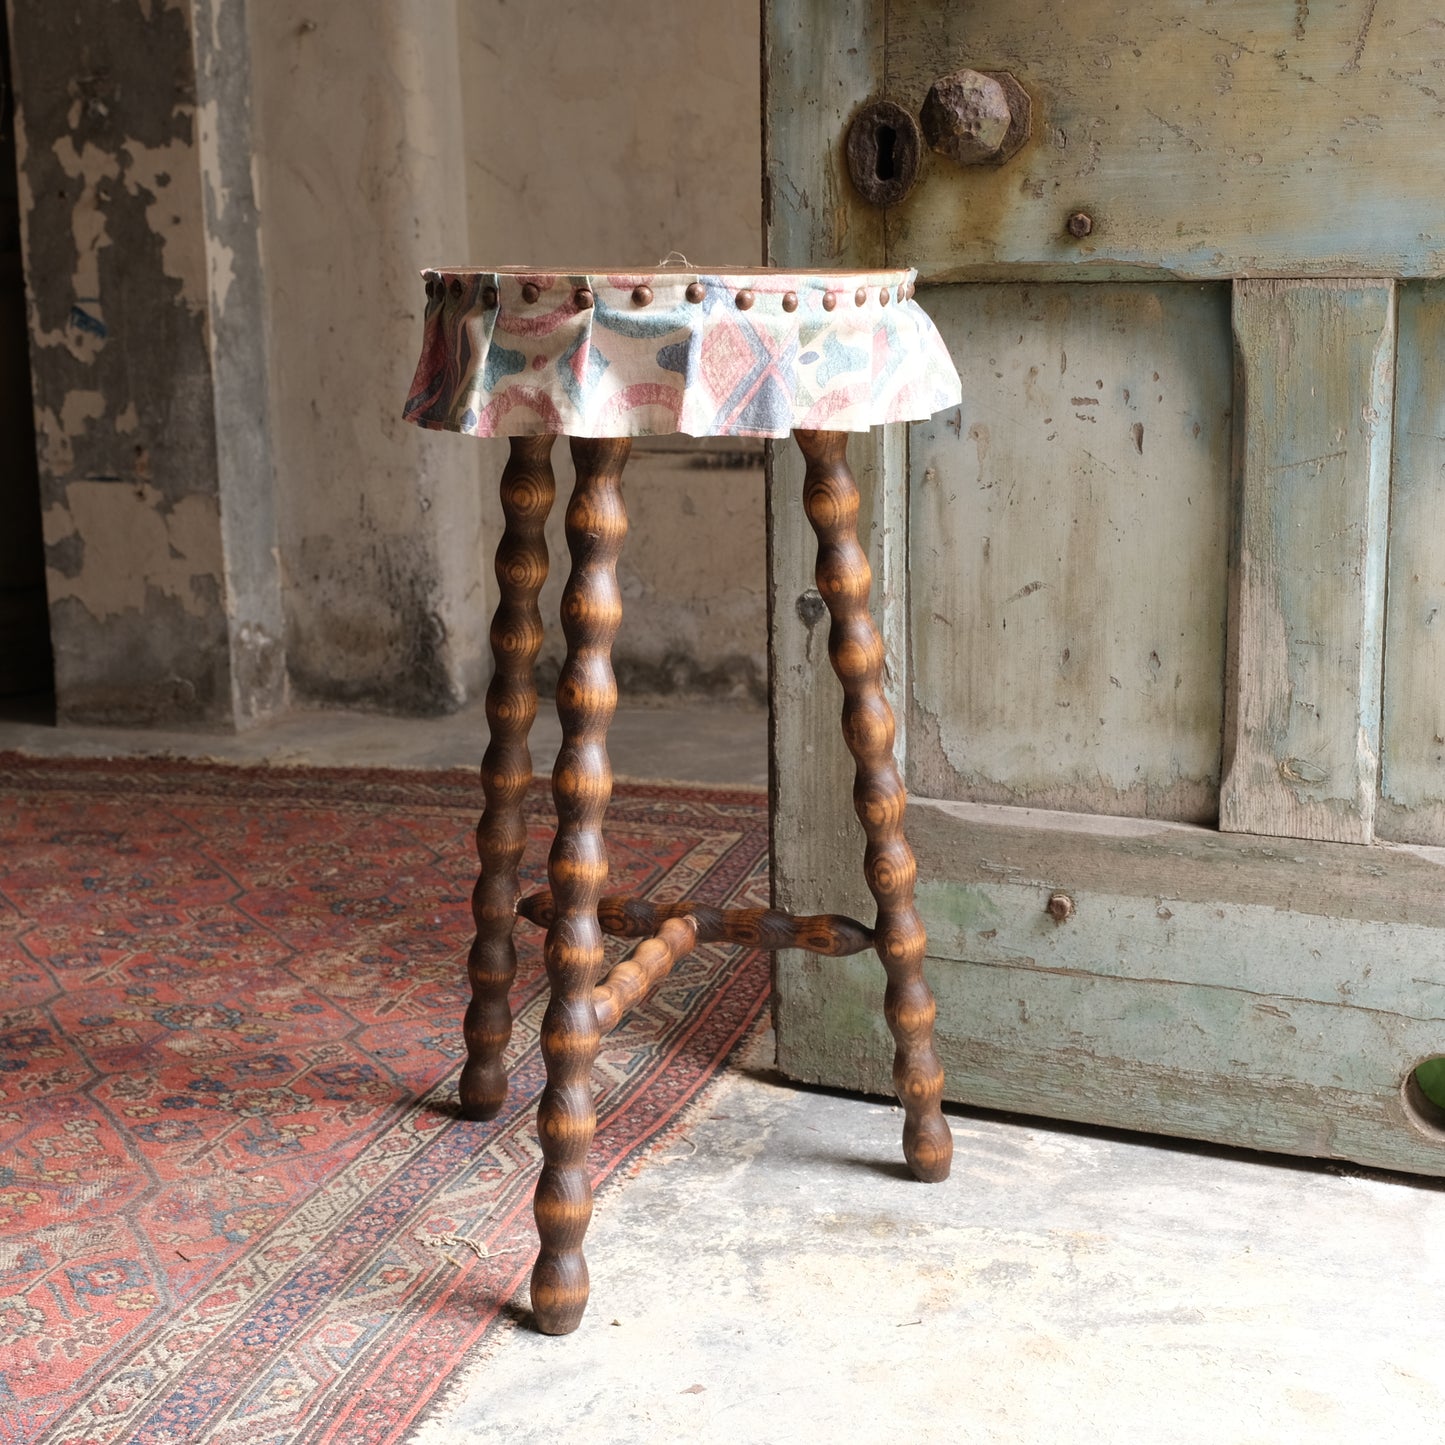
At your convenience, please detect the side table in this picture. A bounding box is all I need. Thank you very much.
[404,264,963,1334]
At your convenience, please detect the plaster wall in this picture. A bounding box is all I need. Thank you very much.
[247,0,486,715]
[459,0,767,701]
[248,0,764,715]
[10,0,764,722]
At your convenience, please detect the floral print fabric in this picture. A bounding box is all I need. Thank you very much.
[402,267,961,439]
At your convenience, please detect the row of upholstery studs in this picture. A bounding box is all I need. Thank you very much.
[427,277,917,310]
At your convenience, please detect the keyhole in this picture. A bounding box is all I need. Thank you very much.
[845,98,921,207]
[874,124,897,181]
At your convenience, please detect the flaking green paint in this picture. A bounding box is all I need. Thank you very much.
[916,880,1002,938]
[885,0,1445,283]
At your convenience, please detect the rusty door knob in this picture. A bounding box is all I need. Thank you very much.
[920,69,1032,168]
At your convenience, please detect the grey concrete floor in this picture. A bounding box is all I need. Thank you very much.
[6,697,1442,1442]
[419,1028,1445,1445]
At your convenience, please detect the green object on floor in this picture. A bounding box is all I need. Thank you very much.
[1415,1058,1445,1109]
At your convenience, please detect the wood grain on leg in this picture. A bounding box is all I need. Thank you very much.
[796,427,953,1183]
[462,436,555,1121]
[531,436,630,1334]
[517,890,874,957]
[592,916,699,1034]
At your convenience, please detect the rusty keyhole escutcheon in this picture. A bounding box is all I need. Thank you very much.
[845,99,923,208]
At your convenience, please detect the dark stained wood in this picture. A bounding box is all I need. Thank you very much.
[593,916,699,1034]
[517,890,874,957]
[460,422,956,1335]
[795,427,953,1185]
[530,436,630,1336]
[460,435,554,1122]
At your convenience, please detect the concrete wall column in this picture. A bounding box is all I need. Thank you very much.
[6,0,285,727]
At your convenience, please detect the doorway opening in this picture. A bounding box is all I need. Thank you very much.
[0,13,54,718]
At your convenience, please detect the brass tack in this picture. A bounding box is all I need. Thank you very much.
[521,281,541,303]
[736,289,755,310]
[879,286,890,305]
[822,291,837,311]
[449,278,463,298]
[896,284,907,303]
[574,288,594,309]
[782,291,799,312]
[482,285,498,308]
[855,286,868,306]
[686,281,705,303]
[632,284,653,306]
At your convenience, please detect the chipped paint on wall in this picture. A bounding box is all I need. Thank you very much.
[118,131,209,312]
[10,0,216,501]
[43,138,115,360]
[22,71,208,362]
[8,0,282,726]
[43,483,224,620]
[32,388,105,475]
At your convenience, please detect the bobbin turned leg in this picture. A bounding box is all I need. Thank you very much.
[461,436,557,1122]
[796,427,953,1184]
[531,435,630,1335]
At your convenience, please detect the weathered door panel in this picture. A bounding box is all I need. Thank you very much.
[765,0,1445,1177]
[1380,281,1445,845]
[883,0,1445,282]
[763,0,885,270]
[874,798,1445,1176]
[1221,279,1395,845]
[779,786,1445,1172]
[908,282,1232,821]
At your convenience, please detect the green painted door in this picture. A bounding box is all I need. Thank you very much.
[764,0,1445,1175]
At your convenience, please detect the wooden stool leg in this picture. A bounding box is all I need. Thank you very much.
[461,436,556,1121]
[531,435,630,1334]
[796,427,954,1184]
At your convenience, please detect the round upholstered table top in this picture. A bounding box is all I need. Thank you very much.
[403,265,961,440]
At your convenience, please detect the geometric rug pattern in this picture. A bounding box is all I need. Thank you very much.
[0,756,770,1444]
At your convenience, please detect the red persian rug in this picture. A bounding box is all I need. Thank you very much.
[0,756,770,1445]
